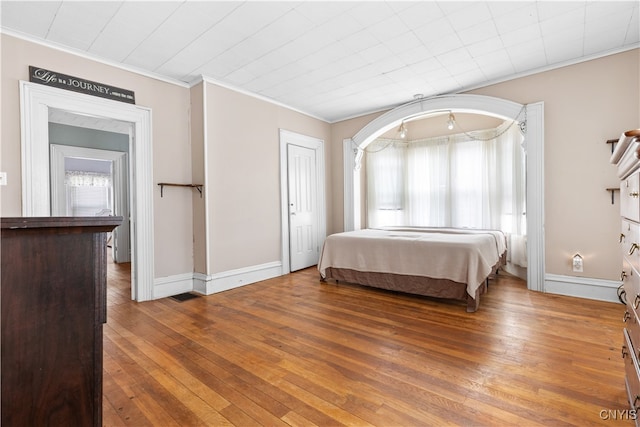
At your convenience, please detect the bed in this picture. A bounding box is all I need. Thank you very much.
[318,227,507,312]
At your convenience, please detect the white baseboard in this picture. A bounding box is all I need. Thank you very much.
[153,273,195,299]
[193,261,283,295]
[544,274,623,304]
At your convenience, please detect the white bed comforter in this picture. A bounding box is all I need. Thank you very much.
[318,227,506,298]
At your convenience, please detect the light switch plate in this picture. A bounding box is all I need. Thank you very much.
[0,172,6,186]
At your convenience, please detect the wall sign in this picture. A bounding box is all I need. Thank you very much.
[29,66,135,104]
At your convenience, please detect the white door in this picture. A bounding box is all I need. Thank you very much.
[288,144,319,271]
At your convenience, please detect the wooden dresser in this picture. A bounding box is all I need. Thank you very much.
[1,216,122,427]
[611,129,640,420]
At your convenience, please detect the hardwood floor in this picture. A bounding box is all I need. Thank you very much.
[104,262,631,426]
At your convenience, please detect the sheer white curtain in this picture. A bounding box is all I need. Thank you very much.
[65,170,112,217]
[366,140,406,226]
[366,122,526,267]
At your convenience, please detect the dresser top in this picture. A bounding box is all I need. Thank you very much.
[1,216,123,230]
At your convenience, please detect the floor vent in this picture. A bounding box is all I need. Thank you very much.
[169,292,200,302]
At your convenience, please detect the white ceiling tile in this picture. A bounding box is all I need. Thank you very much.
[224,68,257,86]
[413,16,456,45]
[126,2,241,71]
[438,47,473,68]
[499,24,542,48]
[250,9,314,53]
[424,33,464,57]
[376,55,407,74]
[341,29,382,53]
[358,43,396,64]
[457,20,499,46]
[397,45,433,66]
[365,14,411,42]
[409,57,444,74]
[545,37,584,64]
[313,11,365,43]
[476,52,515,80]
[437,1,474,16]
[444,2,493,31]
[297,42,351,70]
[584,28,628,56]
[586,1,638,22]
[466,36,504,58]
[492,3,539,34]
[506,40,547,72]
[348,2,396,27]
[293,2,357,25]
[536,1,586,21]
[90,1,182,62]
[382,30,424,56]
[474,49,513,72]
[0,1,62,38]
[333,54,369,74]
[487,2,533,19]
[539,8,585,36]
[395,2,445,28]
[47,2,122,51]
[585,6,636,37]
[455,68,487,88]
[227,2,298,35]
[625,7,640,44]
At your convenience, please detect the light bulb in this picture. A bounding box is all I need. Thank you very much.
[398,122,407,139]
[447,113,455,130]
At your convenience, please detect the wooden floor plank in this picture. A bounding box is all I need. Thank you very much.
[104,260,630,426]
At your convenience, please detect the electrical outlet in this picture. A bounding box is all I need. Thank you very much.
[572,254,583,272]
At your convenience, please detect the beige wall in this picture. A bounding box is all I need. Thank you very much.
[190,82,207,274]
[0,34,194,278]
[331,49,640,281]
[203,82,331,274]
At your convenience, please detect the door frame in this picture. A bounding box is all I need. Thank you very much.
[20,81,154,301]
[279,129,326,274]
[50,144,130,263]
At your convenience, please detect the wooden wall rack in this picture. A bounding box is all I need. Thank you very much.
[158,183,203,198]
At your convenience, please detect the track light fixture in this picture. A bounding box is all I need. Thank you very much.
[447,112,456,130]
[398,121,408,139]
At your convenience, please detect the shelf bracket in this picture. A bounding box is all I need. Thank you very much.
[158,183,203,198]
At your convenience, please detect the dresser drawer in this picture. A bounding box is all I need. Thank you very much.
[623,329,640,412]
[623,257,640,313]
[626,308,640,359]
[623,220,640,272]
[621,173,640,222]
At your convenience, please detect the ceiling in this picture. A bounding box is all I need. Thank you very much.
[2,1,639,123]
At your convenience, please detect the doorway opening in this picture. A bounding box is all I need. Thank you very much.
[20,81,154,301]
[50,143,131,265]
